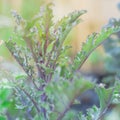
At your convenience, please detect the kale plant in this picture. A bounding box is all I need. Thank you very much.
[1,3,120,120]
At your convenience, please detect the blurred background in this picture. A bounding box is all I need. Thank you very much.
[0,0,120,73]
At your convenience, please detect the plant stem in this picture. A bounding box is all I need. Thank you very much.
[20,88,41,113]
[96,80,115,120]
[56,88,81,120]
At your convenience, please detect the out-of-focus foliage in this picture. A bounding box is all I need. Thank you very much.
[102,5,120,87]
[104,19,120,76]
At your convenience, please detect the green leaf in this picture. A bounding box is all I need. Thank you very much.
[0,115,7,120]
[34,114,46,120]
[0,88,12,111]
[15,74,27,80]
[73,26,120,71]
[46,41,55,54]
[95,86,113,111]
[0,88,11,100]
[46,77,94,119]
[55,10,87,44]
